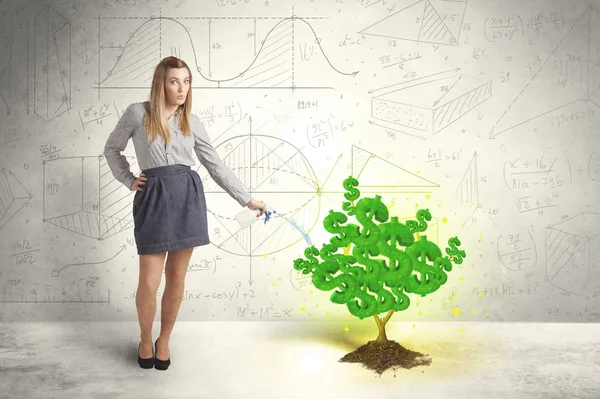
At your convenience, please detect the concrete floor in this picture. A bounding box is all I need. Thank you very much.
[0,321,599,398]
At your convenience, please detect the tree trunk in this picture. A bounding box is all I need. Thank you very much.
[375,319,388,343]
[373,310,395,343]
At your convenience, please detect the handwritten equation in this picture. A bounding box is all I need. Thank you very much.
[484,9,563,42]
[503,156,567,215]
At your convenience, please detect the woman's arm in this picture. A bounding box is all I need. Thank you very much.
[103,104,138,190]
[191,116,255,207]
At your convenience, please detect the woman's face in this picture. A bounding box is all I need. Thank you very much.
[164,67,190,107]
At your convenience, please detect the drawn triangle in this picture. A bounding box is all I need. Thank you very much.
[351,145,439,191]
[418,0,457,45]
[49,6,68,34]
[359,0,425,41]
[490,6,591,138]
[3,168,32,200]
[426,0,466,43]
[454,152,478,204]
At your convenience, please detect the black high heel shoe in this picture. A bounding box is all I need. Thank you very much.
[137,342,154,369]
[154,337,171,371]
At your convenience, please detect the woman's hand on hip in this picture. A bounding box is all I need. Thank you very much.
[131,172,148,191]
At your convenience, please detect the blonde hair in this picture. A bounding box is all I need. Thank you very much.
[144,56,193,144]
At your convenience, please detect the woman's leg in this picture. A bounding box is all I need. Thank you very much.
[156,247,194,359]
[136,251,167,358]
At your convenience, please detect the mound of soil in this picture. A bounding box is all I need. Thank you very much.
[339,339,432,375]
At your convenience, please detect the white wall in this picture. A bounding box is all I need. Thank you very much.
[0,0,599,322]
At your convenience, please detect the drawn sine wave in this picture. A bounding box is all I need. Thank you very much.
[97,16,355,87]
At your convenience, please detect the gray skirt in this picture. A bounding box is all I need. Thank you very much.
[132,164,209,255]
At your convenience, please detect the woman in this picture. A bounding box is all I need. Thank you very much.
[103,56,268,371]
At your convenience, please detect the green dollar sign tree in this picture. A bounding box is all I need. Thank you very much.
[293,176,466,375]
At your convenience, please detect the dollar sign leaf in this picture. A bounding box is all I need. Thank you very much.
[354,195,388,248]
[446,236,466,264]
[405,209,431,233]
[343,176,360,201]
[404,236,445,296]
[342,201,356,216]
[341,176,360,216]
[323,209,359,248]
[378,217,414,283]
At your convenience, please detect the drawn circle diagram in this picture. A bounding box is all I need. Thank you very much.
[197,134,321,257]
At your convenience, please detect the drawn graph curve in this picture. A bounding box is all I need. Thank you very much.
[98,16,357,90]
